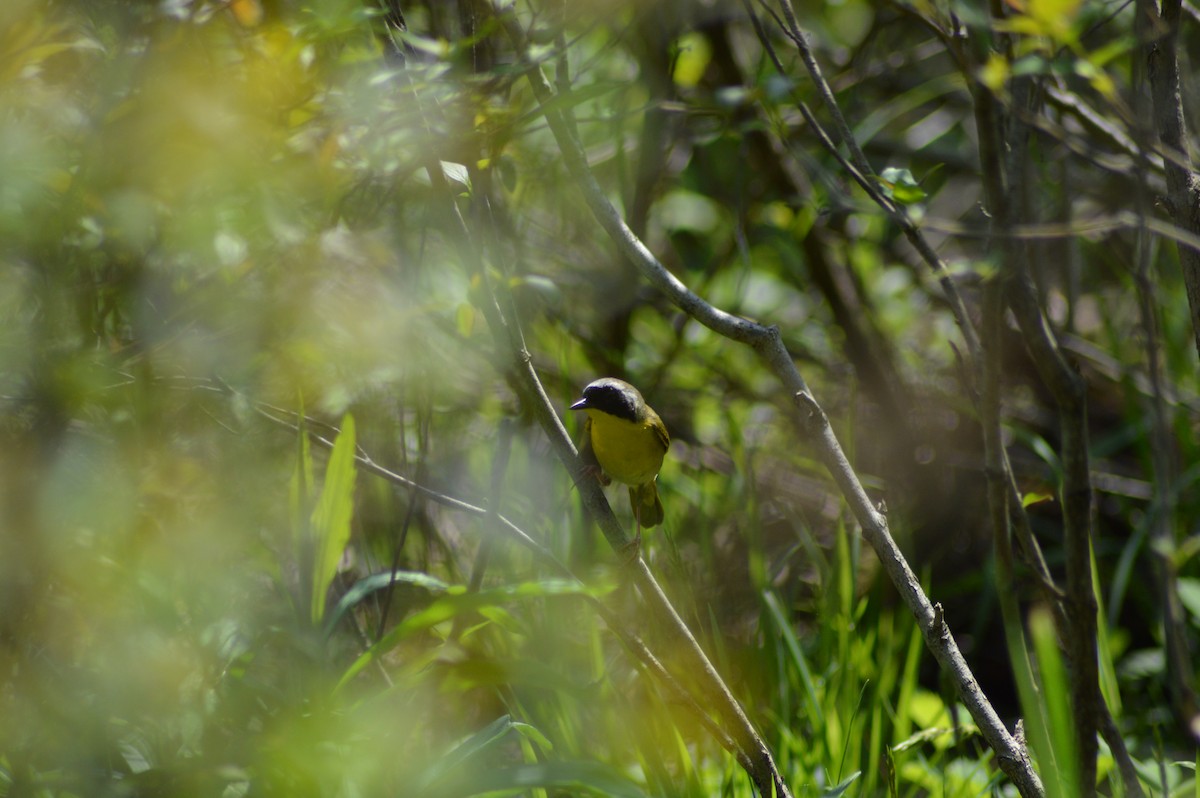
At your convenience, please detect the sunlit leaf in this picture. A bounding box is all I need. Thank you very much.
[441,160,471,190]
[672,31,711,88]
[229,0,264,27]
[823,770,862,796]
[979,53,1008,92]
[1177,578,1200,627]
[418,714,517,792]
[310,414,357,624]
[1021,490,1054,508]
[511,721,554,754]
[1030,606,1081,797]
[323,570,451,637]
[456,301,476,337]
[426,761,647,798]
[335,580,596,690]
[879,167,927,205]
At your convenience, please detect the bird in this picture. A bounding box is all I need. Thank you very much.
[571,377,669,529]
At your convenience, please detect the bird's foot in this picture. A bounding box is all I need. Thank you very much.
[619,526,642,565]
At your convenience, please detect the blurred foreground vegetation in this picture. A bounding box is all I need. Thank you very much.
[1,0,1199,796]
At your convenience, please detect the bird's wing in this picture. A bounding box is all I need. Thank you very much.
[578,417,611,485]
[649,412,670,453]
[579,417,598,466]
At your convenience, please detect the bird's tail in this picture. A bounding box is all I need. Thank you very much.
[629,481,664,528]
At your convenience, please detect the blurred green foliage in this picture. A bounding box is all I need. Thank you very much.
[1,0,1198,796]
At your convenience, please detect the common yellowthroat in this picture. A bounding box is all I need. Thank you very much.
[571,378,669,528]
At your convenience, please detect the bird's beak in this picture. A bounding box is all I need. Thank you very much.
[570,397,587,410]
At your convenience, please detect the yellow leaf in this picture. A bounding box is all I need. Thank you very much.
[1021,491,1054,508]
[979,53,1010,92]
[229,0,264,28]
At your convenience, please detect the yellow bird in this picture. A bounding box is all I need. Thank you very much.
[571,377,669,528]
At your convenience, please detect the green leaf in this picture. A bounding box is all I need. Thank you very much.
[455,301,476,337]
[978,53,1010,92]
[1021,490,1054,508]
[1177,578,1200,627]
[656,189,721,233]
[392,28,451,58]
[310,414,357,624]
[414,719,643,797]
[1011,54,1049,77]
[440,160,470,189]
[289,397,316,618]
[672,31,711,88]
[879,167,927,205]
[322,570,451,637]
[1026,0,1082,43]
[426,761,646,798]
[906,689,950,731]
[289,396,314,544]
[496,153,518,192]
[892,725,954,754]
[1026,432,1062,473]
[763,590,825,728]
[1030,606,1081,798]
[510,721,554,754]
[824,770,862,796]
[335,579,595,690]
[418,715,517,792]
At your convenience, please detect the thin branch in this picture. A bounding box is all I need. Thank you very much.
[921,210,1200,254]
[980,274,1075,791]
[770,0,874,178]
[1044,84,1148,169]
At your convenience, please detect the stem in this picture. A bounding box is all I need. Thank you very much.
[1136,0,1200,360]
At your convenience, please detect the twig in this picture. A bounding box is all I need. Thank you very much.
[920,210,1200,254]
[980,276,1049,750]
[769,0,874,177]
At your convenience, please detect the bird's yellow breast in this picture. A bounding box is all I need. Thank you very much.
[586,410,666,486]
